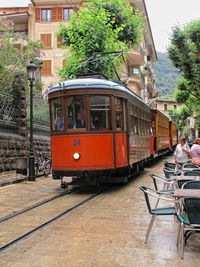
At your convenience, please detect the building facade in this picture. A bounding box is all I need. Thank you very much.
[149,97,181,118]
[0,0,157,101]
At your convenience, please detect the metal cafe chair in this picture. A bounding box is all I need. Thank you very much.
[181,180,200,189]
[176,197,200,259]
[177,179,194,189]
[149,173,175,194]
[163,167,182,181]
[183,170,200,176]
[182,163,200,169]
[139,186,176,243]
[164,161,176,169]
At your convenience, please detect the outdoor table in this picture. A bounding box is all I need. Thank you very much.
[181,168,200,172]
[173,189,200,198]
[174,175,200,181]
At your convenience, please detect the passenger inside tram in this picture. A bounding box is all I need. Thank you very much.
[73,109,86,129]
[54,109,64,130]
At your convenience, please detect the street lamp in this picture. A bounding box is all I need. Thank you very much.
[27,61,37,181]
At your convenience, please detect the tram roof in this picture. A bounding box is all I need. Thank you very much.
[49,78,149,108]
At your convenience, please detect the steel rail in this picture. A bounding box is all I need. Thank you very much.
[0,186,110,254]
[0,188,76,224]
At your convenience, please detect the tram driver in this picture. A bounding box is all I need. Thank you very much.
[73,109,95,129]
[73,109,86,129]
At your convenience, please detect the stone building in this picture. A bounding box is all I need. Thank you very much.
[150,97,181,119]
[0,0,157,101]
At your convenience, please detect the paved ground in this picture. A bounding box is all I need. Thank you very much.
[0,170,26,187]
[0,155,200,266]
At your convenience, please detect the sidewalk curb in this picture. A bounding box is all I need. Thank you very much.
[0,177,27,187]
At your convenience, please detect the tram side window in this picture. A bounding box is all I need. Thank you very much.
[90,96,111,130]
[65,96,86,130]
[51,99,64,131]
[133,117,138,135]
[115,98,123,130]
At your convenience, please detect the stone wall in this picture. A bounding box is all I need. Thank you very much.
[0,73,51,172]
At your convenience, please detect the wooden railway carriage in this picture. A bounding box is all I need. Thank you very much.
[48,75,151,185]
[150,109,170,157]
[169,121,178,150]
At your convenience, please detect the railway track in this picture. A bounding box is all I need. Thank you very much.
[0,185,111,254]
[0,188,75,224]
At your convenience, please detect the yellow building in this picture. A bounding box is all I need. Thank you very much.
[0,0,157,100]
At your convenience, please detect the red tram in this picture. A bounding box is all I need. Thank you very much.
[48,74,178,186]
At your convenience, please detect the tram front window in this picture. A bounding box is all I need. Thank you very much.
[90,96,111,130]
[52,99,64,131]
[66,96,86,130]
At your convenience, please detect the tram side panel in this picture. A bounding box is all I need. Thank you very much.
[115,133,128,168]
[129,135,151,164]
[156,111,169,151]
[171,122,178,148]
[128,98,151,164]
[151,109,170,156]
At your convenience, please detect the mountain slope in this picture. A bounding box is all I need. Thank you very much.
[153,51,181,96]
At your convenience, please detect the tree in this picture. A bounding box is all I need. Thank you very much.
[168,106,190,134]
[167,19,200,133]
[0,16,43,91]
[57,0,144,80]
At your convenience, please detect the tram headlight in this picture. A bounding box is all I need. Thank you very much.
[73,152,80,160]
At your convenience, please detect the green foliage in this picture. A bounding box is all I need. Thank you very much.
[92,0,144,46]
[168,105,190,133]
[153,52,181,96]
[57,0,144,79]
[167,19,200,133]
[0,16,43,91]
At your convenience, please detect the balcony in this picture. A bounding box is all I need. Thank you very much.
[127,67,145,90]
[126,45,145,66]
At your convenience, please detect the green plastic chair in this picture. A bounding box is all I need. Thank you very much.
[176,197,200,259]
[139,186,176,243]
[164,161,176,169]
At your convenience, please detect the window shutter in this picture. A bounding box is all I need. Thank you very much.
[58,7,63,21]
[52,8,57,22]
[35,8,40,22]
[41,34,52,49]
[41,60,52,76]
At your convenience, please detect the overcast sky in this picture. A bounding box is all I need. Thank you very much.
[0,0,31,7]
[1,0,200,53]
[145,0,200,52]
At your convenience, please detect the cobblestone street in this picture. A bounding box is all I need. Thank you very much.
[0,155,200,267]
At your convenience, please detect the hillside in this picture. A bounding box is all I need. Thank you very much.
[153,51,181,96]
